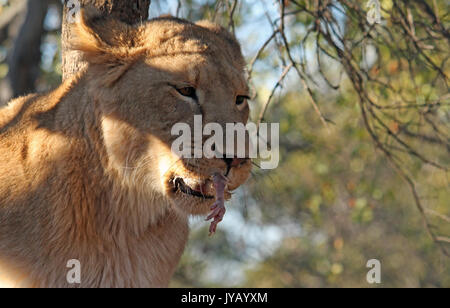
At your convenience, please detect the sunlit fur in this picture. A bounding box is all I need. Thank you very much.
[0,8,251,287]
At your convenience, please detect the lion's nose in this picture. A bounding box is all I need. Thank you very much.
[222,157,247,168]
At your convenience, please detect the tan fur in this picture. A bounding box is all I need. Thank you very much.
[0,9,251,288]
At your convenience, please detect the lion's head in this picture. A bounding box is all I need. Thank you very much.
[71,9,252,219]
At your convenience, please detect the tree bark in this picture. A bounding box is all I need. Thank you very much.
[1,0,48,104]
[61,0,151,81]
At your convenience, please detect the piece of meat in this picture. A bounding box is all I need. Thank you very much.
[206,172,228,235]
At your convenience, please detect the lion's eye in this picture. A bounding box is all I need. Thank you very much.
[177,87,197,99]
[236,95,249,107]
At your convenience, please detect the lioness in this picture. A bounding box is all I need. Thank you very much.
[0,9,251,287]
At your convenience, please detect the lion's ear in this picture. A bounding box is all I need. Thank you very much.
[71,7,143,61]
[69,7,145,85]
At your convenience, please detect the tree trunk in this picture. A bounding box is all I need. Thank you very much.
[61,0,151,81]
[0,0,48,104]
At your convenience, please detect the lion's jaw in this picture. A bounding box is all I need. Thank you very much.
[100,113,252,220]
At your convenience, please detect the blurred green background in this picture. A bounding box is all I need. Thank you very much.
[0,0,449,287]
